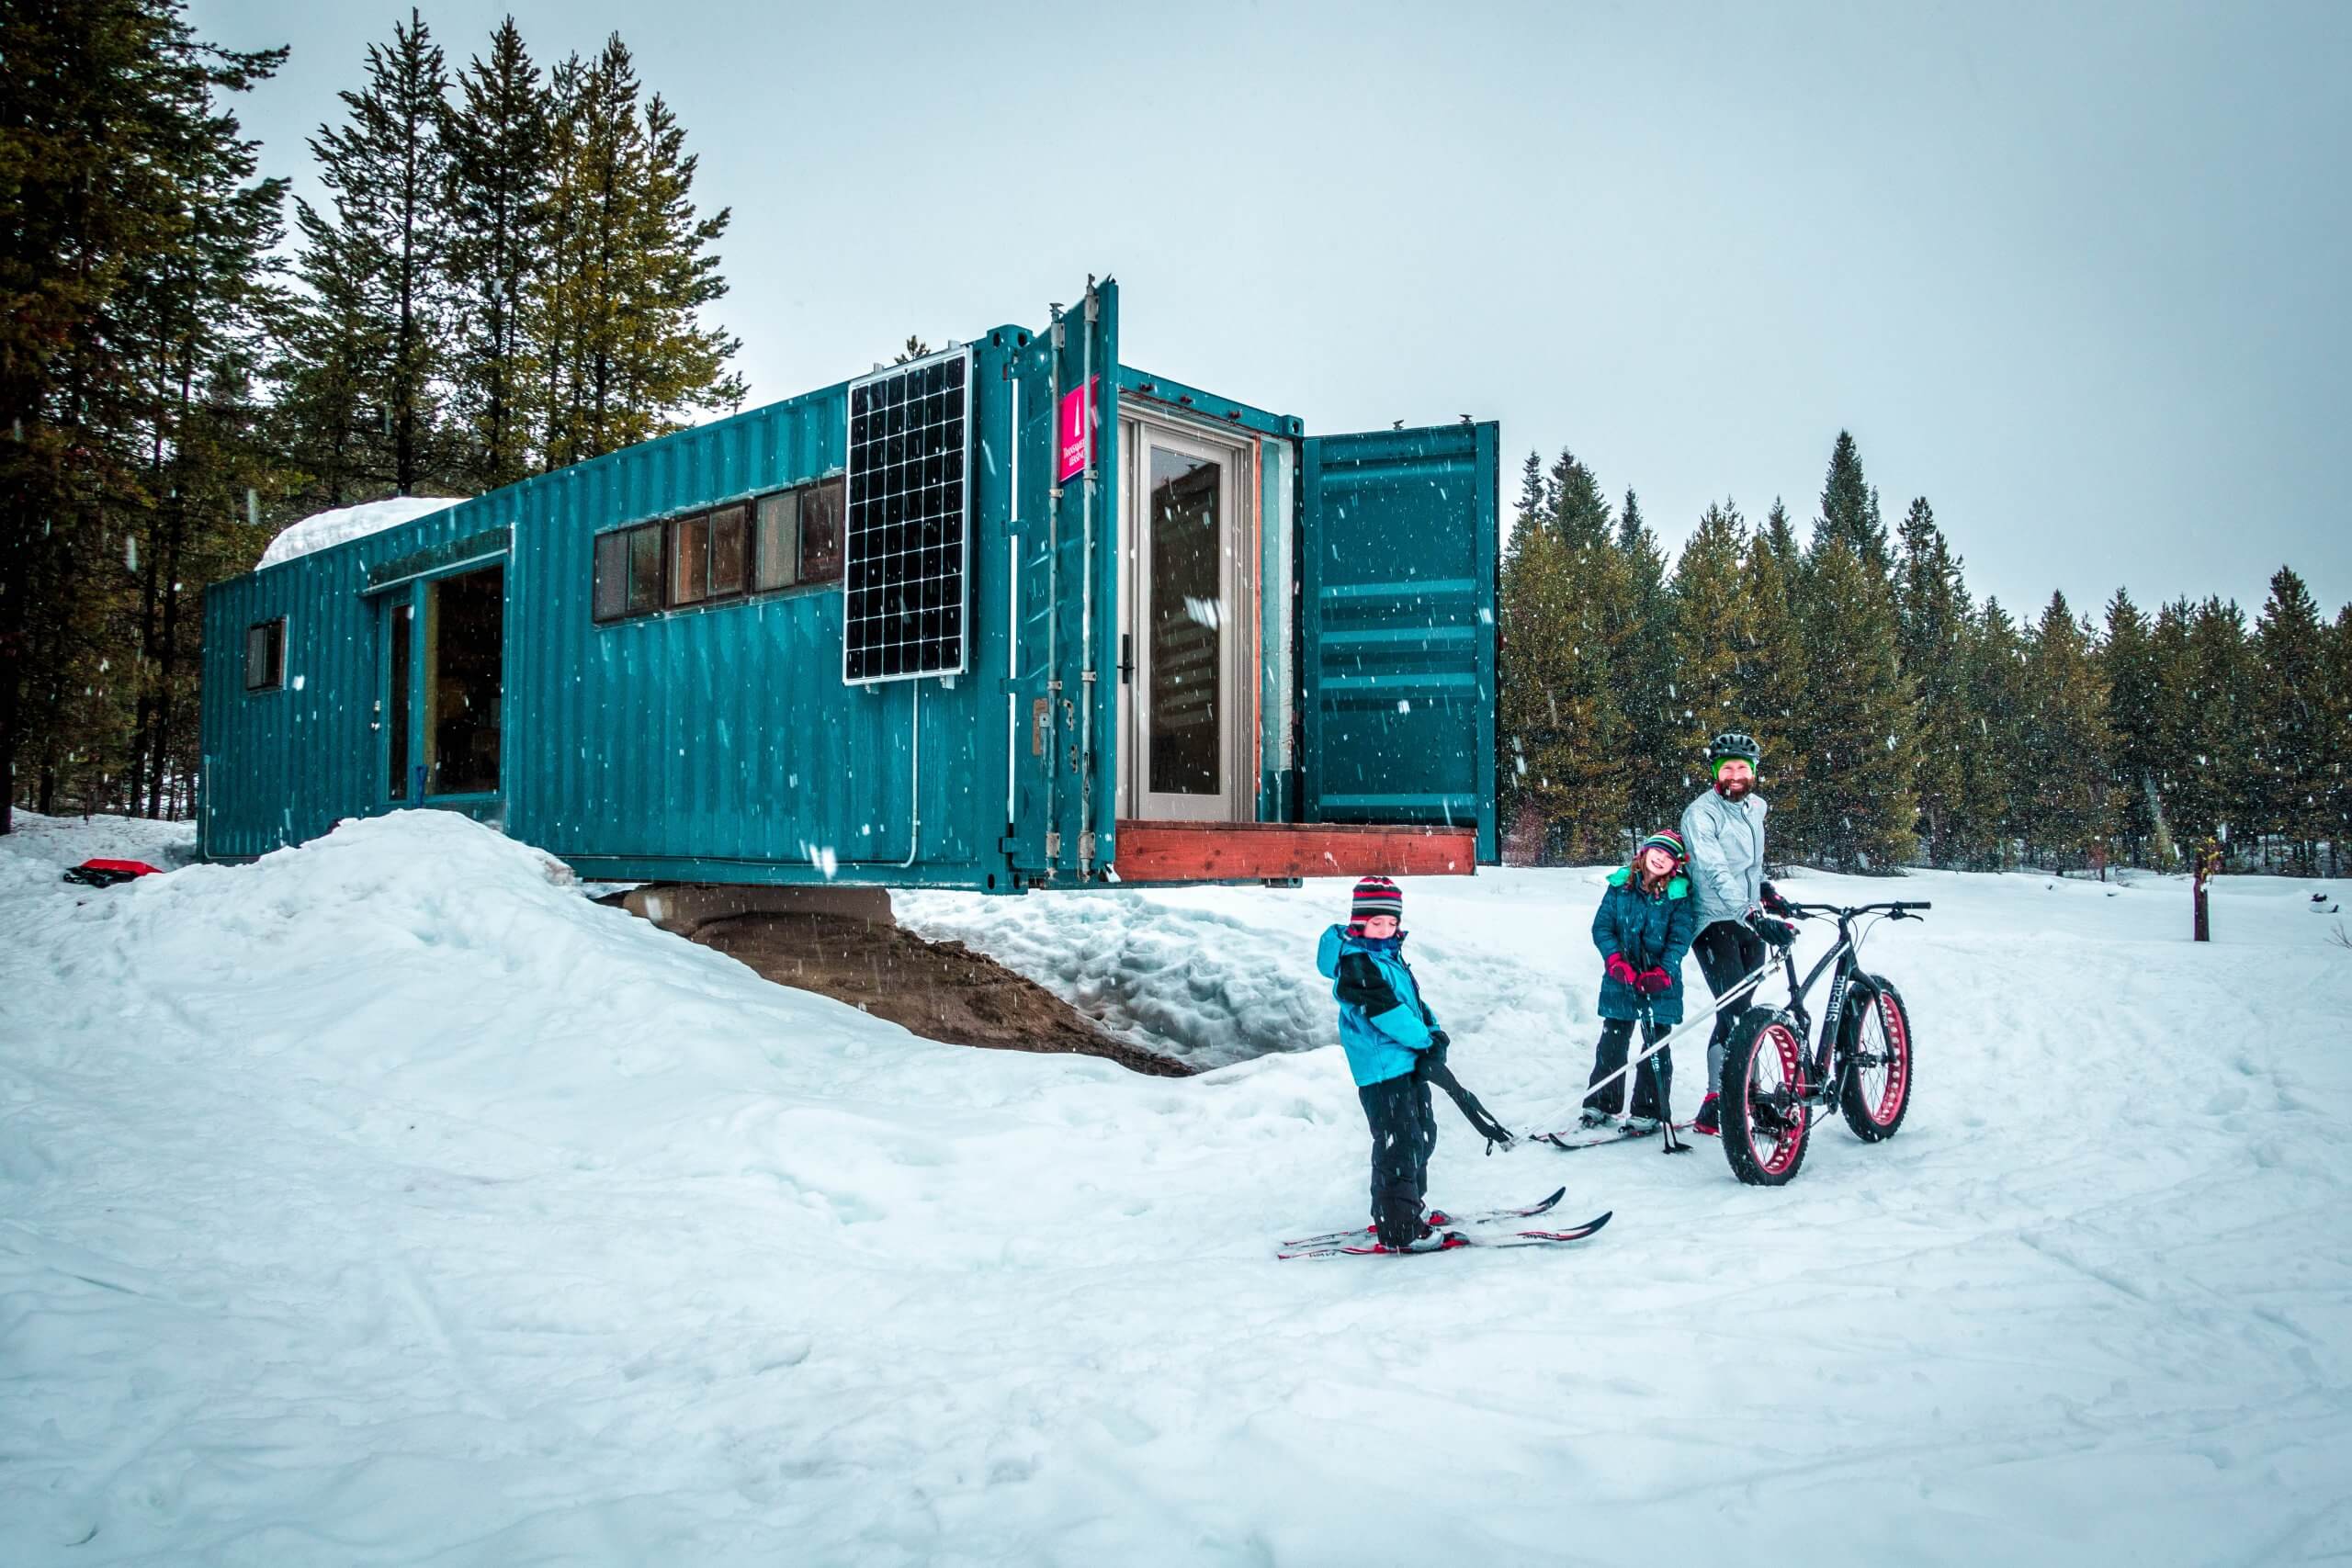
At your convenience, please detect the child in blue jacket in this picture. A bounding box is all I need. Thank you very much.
[1315,874,1448,1250]
[1579,829,1699,1129]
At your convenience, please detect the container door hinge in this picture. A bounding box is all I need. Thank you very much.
[1078,830,1096,869]
[1045,830,1061,862]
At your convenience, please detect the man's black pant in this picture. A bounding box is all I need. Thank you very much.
[1583,1017,1671,1119]
[1359,1070,1436,1215]
[1692,919,1767,1095]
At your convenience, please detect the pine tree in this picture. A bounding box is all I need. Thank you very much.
[1498,469,1626,863]
[1495,449,1636,860]
[1812,430,1890,573]
[538,35,742,467]
[2100,589,2172,866]
[1894,498,1972,865]
[2144,599,2198,855]
[2249,566,2334,872]
[444,16,549,491]
[1497,450,1552,840]
[2018,593,2112,871]
[1667,500,1747,778]
[2176,598,2256,857]
[1789,436,1915,871]
[1550,447,1613,550]
[1614,488,1679,832]
[0,0,285,829]
[1793,534,1917,870]
[286,9,456,499]
[119,63,288,817]
[1759,497,1802,581]
[1733,515,1808,858]
[1953,598,2029,869]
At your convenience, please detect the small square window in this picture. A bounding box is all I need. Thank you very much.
[755,491,799,591]
[244,618,284,692]
[801,479,845,583]
[592,531,628,621]
[670,513,711,607]
[709,504,748,599]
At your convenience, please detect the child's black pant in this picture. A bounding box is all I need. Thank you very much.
[1358,1071,1436,1221]
[1583,1018,1671,1119]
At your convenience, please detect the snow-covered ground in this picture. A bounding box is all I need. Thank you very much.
[5,810,2348,1565]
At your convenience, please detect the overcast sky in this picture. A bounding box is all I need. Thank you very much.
[190,0,2350,619]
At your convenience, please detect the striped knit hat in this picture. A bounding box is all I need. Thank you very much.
[1636,829,1689,866]
[1349,874,1404,927]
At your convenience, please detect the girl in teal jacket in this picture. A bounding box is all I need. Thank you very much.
[1579,829,1697,1127]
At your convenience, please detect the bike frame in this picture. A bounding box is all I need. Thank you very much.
[1767,901,1926,1099]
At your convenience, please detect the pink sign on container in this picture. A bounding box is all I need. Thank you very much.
[1057,378,1096,482]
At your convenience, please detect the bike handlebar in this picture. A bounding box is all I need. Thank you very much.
[1782,899,1932,919]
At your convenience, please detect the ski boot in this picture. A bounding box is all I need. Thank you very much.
[1691,1092,1721,1136]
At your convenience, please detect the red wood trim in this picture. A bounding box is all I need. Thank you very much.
[1111,820,1476,882]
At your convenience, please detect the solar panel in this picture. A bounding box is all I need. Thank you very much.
[842,347,971,682]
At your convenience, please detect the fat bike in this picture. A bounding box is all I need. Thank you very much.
[1718,900,1928,1187]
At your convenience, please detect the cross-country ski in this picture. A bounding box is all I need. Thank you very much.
[1278,1211,1613,1260]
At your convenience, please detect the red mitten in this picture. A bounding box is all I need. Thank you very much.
[1636,966,1673,995]
[1605,953,1639,988]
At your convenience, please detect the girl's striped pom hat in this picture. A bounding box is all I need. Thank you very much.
[1348,874,1405,930]
[1637,829,1689,865]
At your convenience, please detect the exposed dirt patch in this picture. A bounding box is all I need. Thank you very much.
[690,912,1191,1078]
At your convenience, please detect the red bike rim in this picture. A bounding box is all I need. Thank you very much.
[1746,1020,1809,1175]
[1857,992,1909,1125]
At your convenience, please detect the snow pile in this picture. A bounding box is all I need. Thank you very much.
[5,811,2351,1564]
[898,870,1621,1069]
[256,495,460,569]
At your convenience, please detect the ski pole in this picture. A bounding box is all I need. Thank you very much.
[1542,962,1771,1134]
[1421,1055,1517,1153]
[1642,996,1689,1155]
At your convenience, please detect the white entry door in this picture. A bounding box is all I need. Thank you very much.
[1123,421,1245,822]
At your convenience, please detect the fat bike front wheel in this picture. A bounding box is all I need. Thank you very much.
[1838,977,1915,1143]
[1721,1008,1813,1187]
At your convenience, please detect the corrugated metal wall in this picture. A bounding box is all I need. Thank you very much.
[199,280,1500,886]
[200,502,520,860]
[202,341,1036,888]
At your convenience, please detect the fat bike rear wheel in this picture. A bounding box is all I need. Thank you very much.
[1720,1008,1813,1187]
[1838,977,1915,1143]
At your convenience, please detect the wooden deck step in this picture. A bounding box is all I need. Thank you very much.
[1110,820,1477,884]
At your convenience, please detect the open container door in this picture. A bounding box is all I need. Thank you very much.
[1109,419,1498,884]
[1299,420,1498,863]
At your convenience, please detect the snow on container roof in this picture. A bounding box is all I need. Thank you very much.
[257,496,465,570]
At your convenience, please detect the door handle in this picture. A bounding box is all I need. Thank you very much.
[1120,631,1133,685]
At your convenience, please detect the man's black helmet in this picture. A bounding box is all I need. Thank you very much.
[1708,730,1761,768]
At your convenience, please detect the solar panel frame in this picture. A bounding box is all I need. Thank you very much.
[841,344,975,685]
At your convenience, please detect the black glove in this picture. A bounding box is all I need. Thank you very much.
[1760,880,1795,917]
[1749,914,1797,949]
[1417,1039,1450,1077]
[1429,1029,1451,1050]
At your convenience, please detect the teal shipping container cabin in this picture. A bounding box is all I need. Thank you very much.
[199,278,1498,891]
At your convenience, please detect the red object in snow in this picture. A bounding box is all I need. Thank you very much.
[62,857,164,887]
